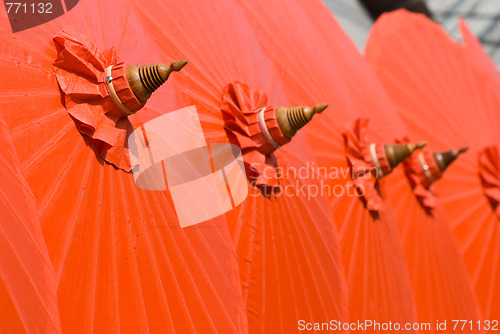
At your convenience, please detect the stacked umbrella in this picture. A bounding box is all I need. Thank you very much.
[234,0,432,330]
[0,1,248,332]
[136,1,349,331]
[365,9,500,323]
[0,0,348,333]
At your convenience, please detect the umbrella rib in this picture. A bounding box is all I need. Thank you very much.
[294,187,340,317]
[183,221,243,333]
[105,168,121,332]
[0,192,58,329]
[0,171,49,265]
[7,100,66,136]
[342,197,362,276]
[89,162,105,332]
[259,197,266,334]
[484,226,500,317]
[148,187,235,333]
[117,177,151,333]
[281,188,336,321]
[457,203,492,253]
[36,130,87,217]
[52,149,96,282]
[136,189,191,333]
[21,121,75,177]
[371,212,389,321]
[471,216,497,286]
[269,198,296,333]
[238,199,259,308]
[362,207,372,320]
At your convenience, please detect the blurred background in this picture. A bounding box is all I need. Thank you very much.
[324,0,500,66]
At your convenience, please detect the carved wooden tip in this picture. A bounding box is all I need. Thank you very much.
[126,60,188,103]
[170,59,189,72]
[313,104,328,114]
[415,142,427,150]
[433,147,468,172]
[385,142,424,169]
[275,104,328,139]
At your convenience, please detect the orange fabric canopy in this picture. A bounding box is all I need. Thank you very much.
[0,1,248,333]
[234,0,420,330]
[0,113,61,333]
[137,1,349,331]
[365,9,499,321]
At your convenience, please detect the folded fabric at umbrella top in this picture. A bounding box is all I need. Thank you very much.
[53,30,187,171]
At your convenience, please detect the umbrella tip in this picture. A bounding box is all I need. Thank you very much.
[275,104,328,139]
[171,59,188,72]
[385,142,421,169]
[416,141,427,149]
[459,146,469,154]
[126,61,188,103]
[433,147,468,172]
[314,104,328,114]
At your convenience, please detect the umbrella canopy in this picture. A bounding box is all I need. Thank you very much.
[365,9,500,320]
[233,0,421,328]
[135,1,349,332]
[0,113,61,333]
[380,146,482,327]
[0,1,249,333]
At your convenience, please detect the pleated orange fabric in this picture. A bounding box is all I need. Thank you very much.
[366,9,497,322]
[0,1,248,333]
[233,0,419,331]
[402,148,443,209]
[53,30,145,171]
[0,114,61,333]
[479,146,500,218]
[136,1,349,332]
[343,118,395,213]
[221,81,290,193]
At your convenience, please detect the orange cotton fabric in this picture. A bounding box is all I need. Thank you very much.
[343,118,392,212]
[479,145,500,218]
[401,148,442,212]
[53,30,143,171]
[221,81,290,192]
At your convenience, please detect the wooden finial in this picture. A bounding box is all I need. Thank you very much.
[275,104,328,139]
[126,60,188,103]
[385,142,427,169]
[433,147,468,172]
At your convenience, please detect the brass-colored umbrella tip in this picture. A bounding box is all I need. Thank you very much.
[170,59,189,72]
[407,141,427,153]
[459,147,469,154]
[416,142,427,150]
[385,142,421,169]
[126,60,188,103]
[433,147,468,172]
[275,104,328,139]
[314,104,328,114]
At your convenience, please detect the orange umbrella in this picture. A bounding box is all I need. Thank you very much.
[0,2,248,333]
[134,2,349,332]
[365,10,500,321]
[233,0,421,329]
[0,114,61,333]
[378,145,483,328]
